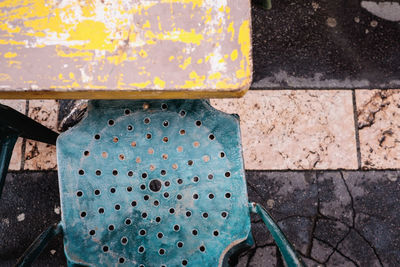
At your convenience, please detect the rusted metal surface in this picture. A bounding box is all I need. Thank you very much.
[0,0,252,99]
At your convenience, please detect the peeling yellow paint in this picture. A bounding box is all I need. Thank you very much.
[0,73,11,81]
[179,57,192,70]
[238,20,251,81]
[7,60,21,68]
[161,0,204,9]
[154,77,166,88]
[4,52,17,58]
[209,72,222,80]
[181,71,205,88]
[139,49,148,58]
[227,22,235,41]
[129,81,151,88]
[143,20,151,29]
[0,0,252,96]
[107,52,128,65]
[231,49,238,61]
[56,49,93,61]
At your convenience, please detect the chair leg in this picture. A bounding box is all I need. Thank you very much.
[254,0,272,10]
[0,104,58,145]
[0,133,18,199]
[249,202,305,267]
[15,223,62,267]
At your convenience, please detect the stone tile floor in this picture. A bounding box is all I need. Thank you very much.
[0,171,399,266]
[1,90,399,266]
[2,89,400,171]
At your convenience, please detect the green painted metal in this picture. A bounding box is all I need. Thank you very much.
[18,99,303,267]
[16,223,62,267]
[250,203,305,267]
[0,130,18,199]
[262,0,272,10]
[57,100,251,266]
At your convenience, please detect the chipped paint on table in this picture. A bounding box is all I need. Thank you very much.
[0,0,252,99]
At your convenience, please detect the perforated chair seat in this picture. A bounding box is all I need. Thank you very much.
[57,100,250,266]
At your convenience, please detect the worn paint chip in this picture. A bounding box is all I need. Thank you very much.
[0,0,252,98]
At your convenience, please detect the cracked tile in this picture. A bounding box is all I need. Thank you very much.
[251,222,274,246]
[278,216,313,255]
[356,89,400,169]
[311,238,333,263]
[24,100,58,170]
[344,171,400,266]
[1,170,399,265]
[314,219,349,248]
[0,100,26,170]
[327,251,357,266]
[247,171,318,219]
[302,257,324,267]
[247,246,277,267]
[211,90,357,170]
[317,172,353,225]
[337,229,381,266]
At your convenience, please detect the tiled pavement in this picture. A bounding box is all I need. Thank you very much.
[1,90,400,266]
[2,89,400,171]
[0,171,399,266]
[0,90,399,267]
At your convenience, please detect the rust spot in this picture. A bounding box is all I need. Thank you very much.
[203,155,210,162]
[131,141,137,147]
[163,137,169,143]
[143,103,150,110]
[148,148,154,154]
[180,129,186,135]
[150,164,155,171]
[113,137,119,143]
[102,152,108,158]
[193,141,200,147]
[119,154,125,160]
[177,146,183,152]
[136,157,141,163]
[172,163,178,170]
[162,154,168,160]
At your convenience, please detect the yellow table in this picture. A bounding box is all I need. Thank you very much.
[0,0,252,99]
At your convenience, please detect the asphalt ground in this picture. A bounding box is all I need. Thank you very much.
[250,0,400,89]
[1,171,399,266]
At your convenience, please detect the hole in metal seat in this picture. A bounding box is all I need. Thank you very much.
[57,100,250,266]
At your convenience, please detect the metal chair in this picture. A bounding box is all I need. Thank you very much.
[17,100,303,266]
[0,103,58,198]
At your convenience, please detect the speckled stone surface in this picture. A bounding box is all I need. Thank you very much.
[356,90,400,169]
[24,100,59,170]
[1,170,399,266]
[0,100,25,170]
[211,90,357,170]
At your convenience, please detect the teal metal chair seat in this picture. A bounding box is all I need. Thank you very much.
[17,100,303,267]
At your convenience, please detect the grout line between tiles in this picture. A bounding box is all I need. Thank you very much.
[20,100,29,170]
[352,90,362,170]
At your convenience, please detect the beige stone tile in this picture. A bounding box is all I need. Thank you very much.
[24,100,58,170]
[0,99,26,113]
[0,100,26,170]
[356,90,400,169]
[211,90,357,170]
[8,138,23,170]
